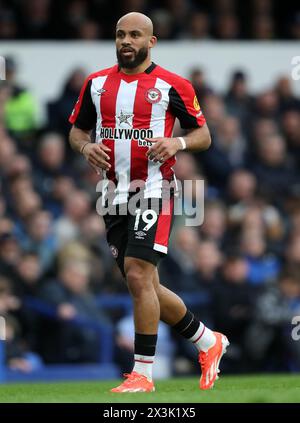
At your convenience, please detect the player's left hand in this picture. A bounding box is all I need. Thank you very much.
[145,137,182,163]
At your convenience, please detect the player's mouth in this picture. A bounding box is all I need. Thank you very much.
[120,48,135,57]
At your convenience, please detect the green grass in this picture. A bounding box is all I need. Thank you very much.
[0,374,300,403]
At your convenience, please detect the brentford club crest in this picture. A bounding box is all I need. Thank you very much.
[110,245,118,258]
[145,88,162,104]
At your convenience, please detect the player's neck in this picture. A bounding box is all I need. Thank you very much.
[120,58,152,75]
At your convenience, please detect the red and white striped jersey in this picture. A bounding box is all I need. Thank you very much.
[69,62,206,203]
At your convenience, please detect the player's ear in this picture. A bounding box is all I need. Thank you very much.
[149,35,157,49]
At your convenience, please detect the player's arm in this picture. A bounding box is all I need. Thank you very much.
[146,125,210,163]
[69,126,111,172]
[146,79,211,163]
[178,123,211,152]
[68,78,111,172]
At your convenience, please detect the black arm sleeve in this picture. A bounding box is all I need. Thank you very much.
[168,86,200,129]
[73,80,97,130]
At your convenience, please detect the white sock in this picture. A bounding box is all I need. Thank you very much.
[133,354,154,380]
[189,323,216,352]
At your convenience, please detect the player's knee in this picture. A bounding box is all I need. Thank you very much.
[126,270,145,298]
[125,263,152,298]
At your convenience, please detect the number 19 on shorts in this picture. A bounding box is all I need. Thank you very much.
[134,209,158,231]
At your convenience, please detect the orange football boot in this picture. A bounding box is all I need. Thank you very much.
[110,371,155,393]
[199,332,229,390]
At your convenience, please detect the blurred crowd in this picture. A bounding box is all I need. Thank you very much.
[0,0,300,41]
[1,54,300,376]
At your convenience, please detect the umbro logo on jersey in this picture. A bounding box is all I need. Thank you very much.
[96,88,106,96]
[145,88,162,104]
[117,110,134,127]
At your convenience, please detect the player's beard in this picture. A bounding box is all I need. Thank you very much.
[116,46,148,69]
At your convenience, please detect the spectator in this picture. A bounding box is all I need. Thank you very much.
[53,190,91,247]
[38,260,111,363]
[43,175,76,219]
[289,12,300,39]
[281,110,300,167]
[13,190,42,241]
[193,240,223,325]
[215,13,240,39]
[250,134,298,201]
[213,252,257,372]
[245,269,300,371]
[0,276,21,316]
[189,68,213,104]
[0,9,18,39]
[226,169,257,205]
[215,116,247,168]
[2,57,37,143]
[77,20,102,40]
[240,230,281,286]
[34,132,71,199]
[275,76,300,112]
[199,200,227,246]
[159,226,200,293]
[21,210,58,272]
[0,233,22,280]
[5,314,43,373]
[254,90,279,120]
[224,70,254,135]
[150,9,174,39]
[194,240,223,286]
[0,134,16,176]
[47,68,86,138]
[252,14,275,40]
[15,252,42,297]
[183,12,211,39]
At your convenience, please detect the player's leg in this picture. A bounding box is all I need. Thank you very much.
[111,196,174,392]
[152,269,229,389]
[152,268,215,346]
[125,257,159,335]
[126,257,159,379]
[110,256,159,393]
[152,268,186,324]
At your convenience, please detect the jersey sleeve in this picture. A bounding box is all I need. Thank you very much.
[68,78,97,130]
[168,78,206,129]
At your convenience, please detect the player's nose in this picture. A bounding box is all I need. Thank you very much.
[122,34,133,44]
[121,40,132,47]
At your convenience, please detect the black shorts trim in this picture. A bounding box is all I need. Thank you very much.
[125,244,164,268]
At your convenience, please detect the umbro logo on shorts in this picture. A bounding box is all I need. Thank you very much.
[135,231,146,239]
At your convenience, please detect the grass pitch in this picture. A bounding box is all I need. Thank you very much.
[0,374,299,403]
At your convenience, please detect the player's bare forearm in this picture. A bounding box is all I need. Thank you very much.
[146,123,211,163]
[69,125,92,154]
[69,125,111,172]
[184,123,211,152]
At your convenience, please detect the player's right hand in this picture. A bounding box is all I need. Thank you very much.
[82,142,111,173]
